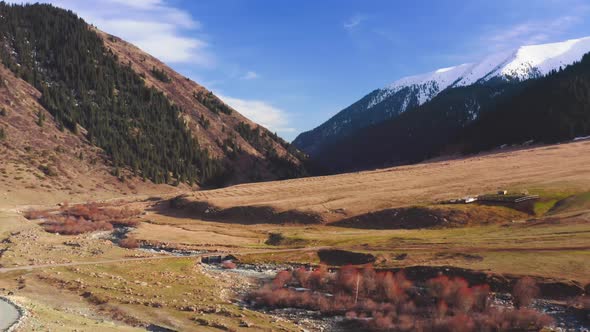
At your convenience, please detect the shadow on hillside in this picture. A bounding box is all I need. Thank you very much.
[330,204,530,230]
[149,195,324,225]
[330,207,458,229]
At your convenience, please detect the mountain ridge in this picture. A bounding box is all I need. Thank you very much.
[293,36,590,156]
[308,48,590,173]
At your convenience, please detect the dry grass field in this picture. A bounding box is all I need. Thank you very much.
[185,140,590,222]
[1,140,589,330]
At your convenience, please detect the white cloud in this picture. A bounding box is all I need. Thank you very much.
[344,14,367,30]
[217,94,295,134]
[429,3,590,65]
[241,71,259,80]
[22,0,212,65]
[484,14,586,51]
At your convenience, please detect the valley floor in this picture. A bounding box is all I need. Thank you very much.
[0,140,589,330]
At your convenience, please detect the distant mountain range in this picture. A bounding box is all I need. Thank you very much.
[294,36,590,172]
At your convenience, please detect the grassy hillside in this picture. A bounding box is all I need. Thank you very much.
[0,3,308,187]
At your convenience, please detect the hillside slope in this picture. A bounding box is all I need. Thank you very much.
[0,60,175,207]
[179,139,590,223]
[0,3,306,189]
[97,29,307,183]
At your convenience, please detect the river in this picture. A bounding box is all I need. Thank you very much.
[0,298,19,331]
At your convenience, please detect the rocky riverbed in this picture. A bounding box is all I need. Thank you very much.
[202,262,590,332]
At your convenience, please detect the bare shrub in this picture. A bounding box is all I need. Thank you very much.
[63,204,140,223]
[248,266,553,331]
[34,203,142,235]
[221,260,237,269]
[119,238,139,249]
[24,209,51,220]
[512,277,539,308]
[43,216,113,235]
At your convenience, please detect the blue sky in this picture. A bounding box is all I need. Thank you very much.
[22,0,590,140]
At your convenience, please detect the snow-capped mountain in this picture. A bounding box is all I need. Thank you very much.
[293,36,590,156]
[368,36,590,112]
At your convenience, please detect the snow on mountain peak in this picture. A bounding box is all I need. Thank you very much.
[371,36,590,111]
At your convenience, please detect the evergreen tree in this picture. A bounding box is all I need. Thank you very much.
[0,3,228,186]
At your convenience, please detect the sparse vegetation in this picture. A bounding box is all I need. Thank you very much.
[43,216,114,235]
[25,203,141,235]
[24,209,52,220]
[36,110,46,127]
[512,277,540,309]
[150,66,171,83]
[119,237,140,249]
[194,90,233,115]
[198,114,210,129]
[249,266,553,331]
[38,164,58,177]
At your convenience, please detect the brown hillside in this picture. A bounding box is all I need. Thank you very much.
[0,62,180,208]
[179,140,590,223]
[96,29,305,183]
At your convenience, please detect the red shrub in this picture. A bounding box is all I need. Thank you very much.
[62,204,140,223]
[434,313,476,332]
[378,271,410,304]
[308,264,331,290]
[361,265,377,296]
[335,265,359,295]
[293,267,310,287]
[248,266,552,332]
[471,284,491,311]
[43,216,113,235]
[512,277,539,308]
[221,260,237,269]
[38,203,142,235]
[24,209,51,220]
[436,300,449,319]
[119,237,140,249]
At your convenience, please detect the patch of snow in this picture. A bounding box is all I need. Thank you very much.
[369,36,590,110]
[573,135,590,141]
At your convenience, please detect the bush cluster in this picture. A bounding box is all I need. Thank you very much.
[25,203,141,235]
[248,265,553,331]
